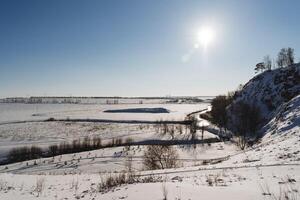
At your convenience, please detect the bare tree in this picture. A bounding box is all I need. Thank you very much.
[277,48,286,68]
[49,145,58,157]
[211,95,233,134]
[125,154,133,173]
[231,101,262,149]
[263,55,272,70]
[287,47,295,66]
[277,47,295,68]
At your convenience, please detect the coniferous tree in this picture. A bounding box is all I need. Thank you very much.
[254,62,265,73]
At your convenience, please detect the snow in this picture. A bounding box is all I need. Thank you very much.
[0,165,299,200]
[0,103,299,199]
[0,65,299,199]
[0,103,209,123]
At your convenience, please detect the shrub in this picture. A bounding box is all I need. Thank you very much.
[49,145,58,157]
[162,181,168,200]
[98,173,163,193]
[98,173,128,192]
[45,117,55,121]
[125,137,134,145]
[143,145,179,170]
[210,95,233,133]
[32,177,45,197]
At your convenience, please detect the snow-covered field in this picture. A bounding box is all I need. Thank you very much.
[0,103,209,123]
[0,103,209,160]
[0,92,299,200]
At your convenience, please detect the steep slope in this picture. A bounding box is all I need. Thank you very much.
[227,63,300,134]
[230,63,300,121]
[225,94,300,166]
[263,94,300,137]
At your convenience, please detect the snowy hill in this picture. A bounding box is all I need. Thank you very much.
[224,94,300,166]
[263,94,300,137]
[227,63,300,134]
[231,64,299,120]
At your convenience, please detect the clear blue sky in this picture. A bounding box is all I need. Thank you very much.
[0,0,299,97]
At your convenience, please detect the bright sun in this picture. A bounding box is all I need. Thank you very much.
[197,26,215,48]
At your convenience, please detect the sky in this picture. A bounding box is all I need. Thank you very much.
[0,0,300,98]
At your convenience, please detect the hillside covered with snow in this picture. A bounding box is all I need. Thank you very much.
[227,63,300,135]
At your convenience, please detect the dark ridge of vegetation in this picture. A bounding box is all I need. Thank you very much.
[133,138,220,146]
[2,136,130,165]
[44,117,192,125]
[1,134,221,166]
[7,146,43,163]
[103,107,170,113]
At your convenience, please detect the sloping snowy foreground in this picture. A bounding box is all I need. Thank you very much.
[0,165,299,200]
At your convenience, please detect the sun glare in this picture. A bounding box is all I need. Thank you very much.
[197,26,215,48]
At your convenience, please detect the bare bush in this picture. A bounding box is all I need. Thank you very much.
[162,181,168,200]
[125,154,133,173]
[205,173,227,187]
[260,182,272,196]
[49,145,58,156]
[125,137,134,145]
[70,178,79,192]
[98,173,128,193]
[157,123,183,140]
[0,179,9,192]
[143,145,179,170]
[230,101,262,150]
[98,173,163,193]
[177,125,183,135]
[32,177,45,197]
[260,180,299,200]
